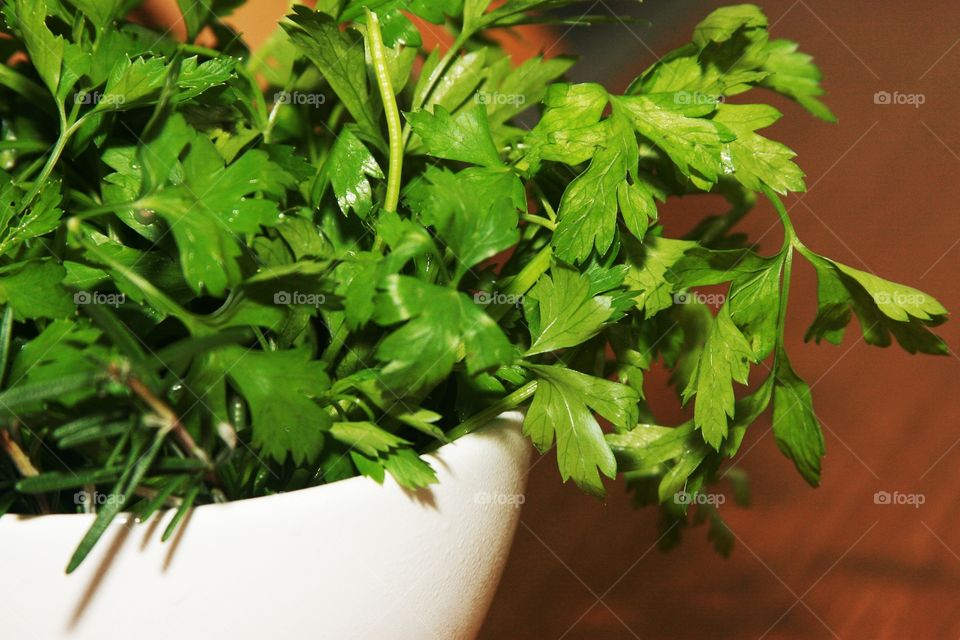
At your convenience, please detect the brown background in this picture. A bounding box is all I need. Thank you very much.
[183,2,960,638]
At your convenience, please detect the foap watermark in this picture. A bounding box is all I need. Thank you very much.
[874,490,925,508]
[873,291,927,306]
[274,291,327,308]
[74,490,125,507]
[474,491,525,508]
[674,490,726,507]
[74,291,125,308]
[873,91,925,108]
[673,290,725,308]
[674,91,724,106]
[475,91,526,107]
[75,91,126,108]
[274,91,327,108]
[474,291,524,307]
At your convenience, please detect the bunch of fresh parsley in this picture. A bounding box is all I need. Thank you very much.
[0,0,947,570]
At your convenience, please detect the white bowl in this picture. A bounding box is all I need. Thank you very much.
[0,412,531,640]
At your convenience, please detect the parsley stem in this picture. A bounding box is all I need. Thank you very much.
[763,188,796,356]
[521,214,556,231]
[18,114,86,213]
[366,9,403,214]
[432,380,538,448]
[489,244,553,321]
[776,245,794,339]
[107,363,213,469]
[763,186,797,248]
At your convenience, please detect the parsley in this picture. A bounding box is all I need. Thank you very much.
[0,1,947,569]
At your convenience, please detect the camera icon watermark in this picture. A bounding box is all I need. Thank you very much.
[273,291,327,308]
[74,291,125,308]
[274,91,326,108]
[873,490,925,508]
[873,91,925,108]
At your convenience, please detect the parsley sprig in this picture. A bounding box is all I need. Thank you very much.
[0,1,947,568]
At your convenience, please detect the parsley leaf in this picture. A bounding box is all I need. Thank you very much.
[525,363,639,496]
[283,7,381,143]
[326,128,384,218]
[373,275,514,391]
[804,250,948,354]
[772,352,825,486]
[682,305,757,449]
[407,103,504,168]
[714,104,806,194]
[406,166,522,280]
[525,265,617,355]
[0,260,73,320]
[218,347,332,465]
[761,39,836,122]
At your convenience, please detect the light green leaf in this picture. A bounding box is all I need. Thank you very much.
[177,0,212,41]
[803,250,948,355]
[714,103,805,194]
[326,128,384,218]
[406,104,504,168]
[422,48,486,112]
[727,253,784,360]
[93,56,168,112]
[624,235,696,318]
[553,109,634,262]
[526,265,615,355]
[380,447,437,489]
[772,353,825,486]
[683,306,757,449]
[65,0,123,29]
[525,82,607,166]
[525,364,639,497]
[761,39,836,122]
[374,275,513,391]
[692,4,768,49]
[612,93,728,185]
[834,263,947,323]
[15,0,64,96]
[480,54,574,130]
[330,421,410,457]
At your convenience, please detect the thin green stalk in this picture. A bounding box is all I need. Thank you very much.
[763,186,797,363]
[366,9,403,214]
[433,380,537,448]
[489,245,553,321]
[19,114,87,212]
[521,214,556,231]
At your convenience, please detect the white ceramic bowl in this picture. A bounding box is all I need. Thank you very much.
[0,412,531,640]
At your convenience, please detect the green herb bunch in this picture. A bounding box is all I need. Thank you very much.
[0,0,947,570]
